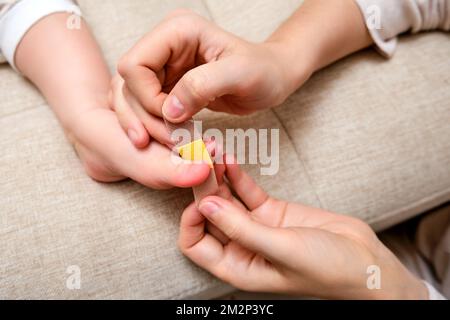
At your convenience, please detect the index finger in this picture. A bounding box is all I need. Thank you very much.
[178,202,225,270]
[117,14,203,117]
[117,27,169,117]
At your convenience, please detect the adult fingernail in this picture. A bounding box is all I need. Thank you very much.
[127,129,139,144]
[163,95,185,120]
[199,201,220,217]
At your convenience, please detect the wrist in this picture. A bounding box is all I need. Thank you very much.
[63,94,110,146]
[260,0,372,99]
[388,274,429,300]
[260,39,316,100]
[375,276,428,300]
[366,248,429,300]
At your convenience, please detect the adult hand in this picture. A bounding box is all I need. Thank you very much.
[108,74,173,148]
[114,10,312,147]
[178,156,428,299]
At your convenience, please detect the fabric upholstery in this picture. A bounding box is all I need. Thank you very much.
[1,0,449,299]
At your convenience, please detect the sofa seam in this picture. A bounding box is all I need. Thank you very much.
[271,108,324,208]
[0,104,43,119]
[367,187,450,228]
[200,0,214,21]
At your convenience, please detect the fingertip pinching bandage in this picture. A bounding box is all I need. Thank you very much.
[165,118,219,204]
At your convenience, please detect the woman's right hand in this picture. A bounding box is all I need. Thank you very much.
[112,10,313,148]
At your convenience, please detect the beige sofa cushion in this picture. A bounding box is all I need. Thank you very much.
[0,0,449,299]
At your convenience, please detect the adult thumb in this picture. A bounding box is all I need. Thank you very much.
[198,196,283,257]
[162,59,240,122]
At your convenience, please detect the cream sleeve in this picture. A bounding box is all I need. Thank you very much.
[355,0,450,57]
[0,0,81,70]
[423,281,447,300]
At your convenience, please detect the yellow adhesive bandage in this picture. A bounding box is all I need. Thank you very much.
[177,139,214,168]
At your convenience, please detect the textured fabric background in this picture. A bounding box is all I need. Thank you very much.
[1,0,449,299]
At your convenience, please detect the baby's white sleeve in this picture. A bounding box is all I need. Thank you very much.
[0,0,81,70]
[355,0,450,57]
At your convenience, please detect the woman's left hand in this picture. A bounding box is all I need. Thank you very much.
[178,156,428,299]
